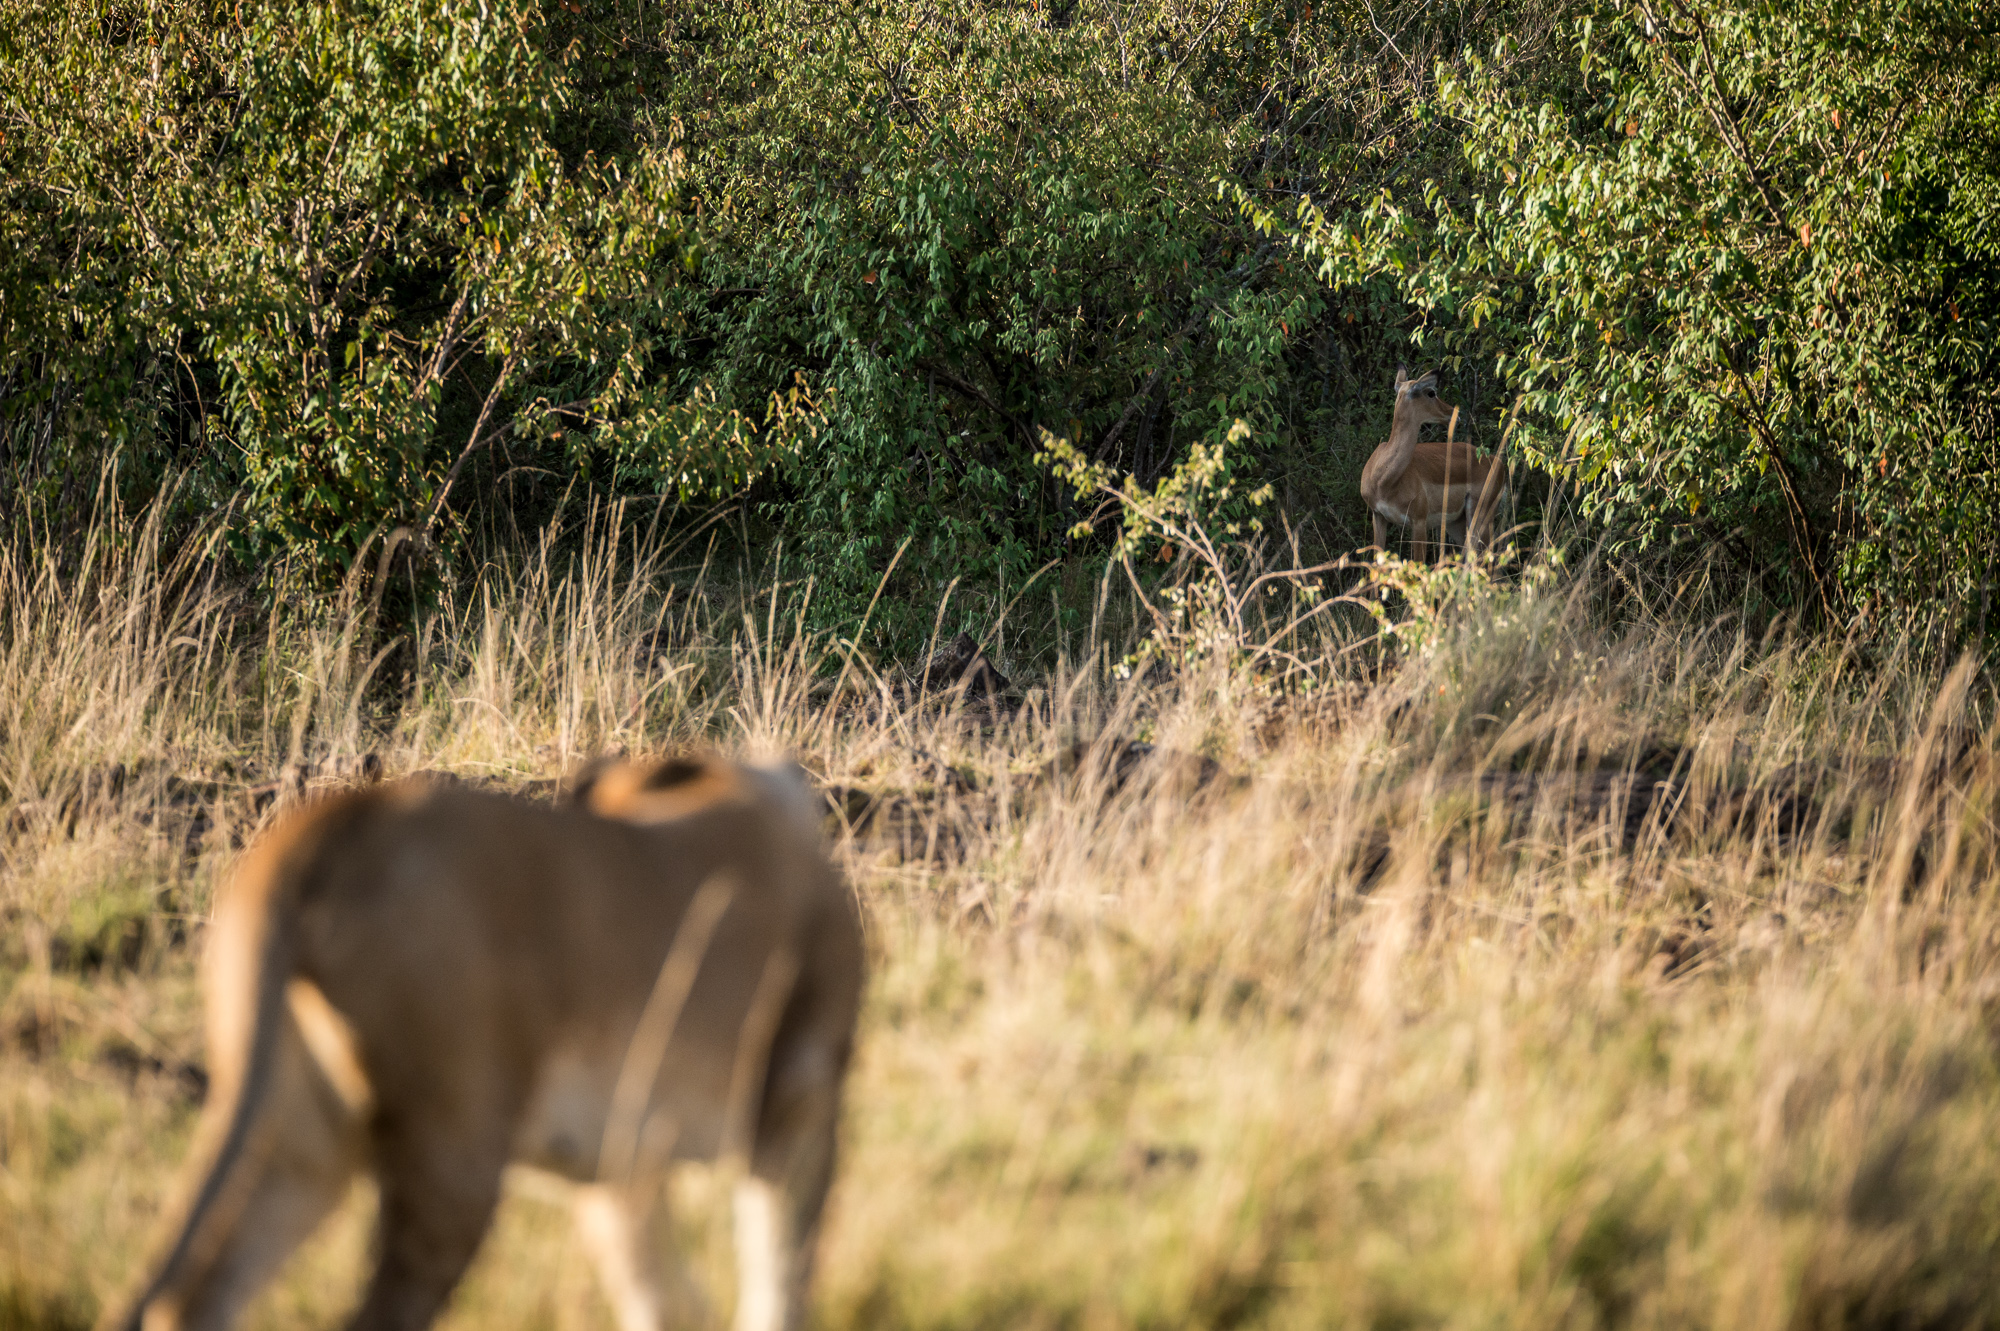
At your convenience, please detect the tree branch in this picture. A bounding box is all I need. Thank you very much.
[1659,0,1790,234]
[1722,359,1833,620]
[422,355,520,538]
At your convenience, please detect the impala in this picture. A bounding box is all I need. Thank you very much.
[1359,366,1508,560]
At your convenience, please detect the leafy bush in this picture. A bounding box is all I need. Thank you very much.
[1256,0,2000,632]
[649,0,1542,632]
[5,0,1551,635]
[8,0,1994,648]
[0,0,806,567]
[1042,418,1355,682]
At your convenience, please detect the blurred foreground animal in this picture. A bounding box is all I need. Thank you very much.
[1359,365,1509,559]
[104,756,863,1331]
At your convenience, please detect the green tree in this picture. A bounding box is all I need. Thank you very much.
[1,0,813,569]
[1253,0,2000,632]
[637,0,1563,633]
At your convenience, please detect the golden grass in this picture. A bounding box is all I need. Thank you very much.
[1,504,1995,1330]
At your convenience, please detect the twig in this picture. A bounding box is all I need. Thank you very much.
[1165,0,1234,88]
[421,355,524,538]
[1101,0,1131,87]
[1721,360,1833,620]
[1658,0,1790,234]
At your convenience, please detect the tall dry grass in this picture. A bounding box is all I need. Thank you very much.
[1,504,1995,1330]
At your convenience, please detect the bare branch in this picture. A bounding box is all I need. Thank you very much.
[422,354,521,539]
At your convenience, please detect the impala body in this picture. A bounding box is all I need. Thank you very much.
[1359,366,1508,558]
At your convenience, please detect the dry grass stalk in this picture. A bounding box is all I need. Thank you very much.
[1,504,1995,1329]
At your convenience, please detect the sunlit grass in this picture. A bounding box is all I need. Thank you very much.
[1,505,1995,1330]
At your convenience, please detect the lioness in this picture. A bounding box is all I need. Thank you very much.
[105,756,863,1331]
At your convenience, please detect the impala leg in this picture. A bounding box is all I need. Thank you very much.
[1470,463,1508,554]
[1370,514,1391,599]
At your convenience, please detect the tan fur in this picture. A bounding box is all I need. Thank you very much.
[105,757,863,1331]
[1359,365,1510,560]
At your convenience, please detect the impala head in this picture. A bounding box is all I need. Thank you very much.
[1393,364,1458,429]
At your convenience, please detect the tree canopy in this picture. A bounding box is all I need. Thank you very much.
[4,0,1994,642]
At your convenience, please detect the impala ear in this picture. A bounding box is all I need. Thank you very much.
[1395,363,1409,388]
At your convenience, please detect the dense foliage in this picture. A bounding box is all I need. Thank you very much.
[1258,0,2000,629]
[3,0,1994,642]
[0,0,810,568]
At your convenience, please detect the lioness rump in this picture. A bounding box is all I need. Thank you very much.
[107,757,862,1331]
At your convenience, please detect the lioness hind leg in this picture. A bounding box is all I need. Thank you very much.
[574,1182,709,1331]
[345,1127,508,1331]
[733,1116,839,1331]
[730,1177,796,1331]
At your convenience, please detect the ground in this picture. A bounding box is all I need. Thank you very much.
[2,521,1997,1330]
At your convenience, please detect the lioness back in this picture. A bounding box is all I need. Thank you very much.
[108,757,860,1331]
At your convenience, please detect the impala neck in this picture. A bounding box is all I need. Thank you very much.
[1379,398,1424,480]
